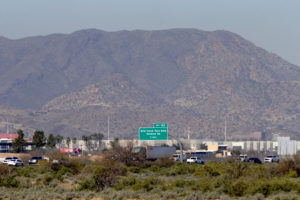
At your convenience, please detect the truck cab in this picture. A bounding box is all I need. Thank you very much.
[239,154,248,162]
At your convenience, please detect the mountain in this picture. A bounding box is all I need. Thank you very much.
[42,74,162,111]
[0,28,299,139]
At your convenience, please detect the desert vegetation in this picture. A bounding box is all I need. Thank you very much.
[2,146,300,200]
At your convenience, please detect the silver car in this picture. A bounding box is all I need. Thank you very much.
[2,157,19,165]
[7,159,24,166]
[187,157,205,164]
[264,155,280,163]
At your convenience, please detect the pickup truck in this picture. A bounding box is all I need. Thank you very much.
[186,157,205,164]
[239,154,248,162]
[173,153,186,162]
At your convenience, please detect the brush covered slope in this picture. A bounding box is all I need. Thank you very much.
[0,29,299,139]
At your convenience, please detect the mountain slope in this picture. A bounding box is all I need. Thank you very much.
[1,29,299,109]
[42,74,162,111]
[0,29,299,139]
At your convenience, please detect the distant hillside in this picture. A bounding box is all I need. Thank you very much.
[0,29,299,139]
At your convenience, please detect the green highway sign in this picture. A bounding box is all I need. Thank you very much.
[139,127,168,140]
[153,123,168,128]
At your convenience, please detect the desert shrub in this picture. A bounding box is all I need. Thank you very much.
[220,176,249,196]
[17,167,37,178]
[194,162,226,177]
[135,161,153,168]
[0,165,19,188]
[276,155,300,176]
[0,164,9,179]
[225,161,248,179]
[78,178,95,191]
[148,164,161,173]
[198,178,214,193]
[248,178,299,196]
[50,162,61,172]
[43,174,54,185]
[92,166,113,190]
[194,166,207,177]
[229,178,249,196]
[154,158,175,168]
[247,164,271,179]
[81,161,96,175]
[17,177,33,188]
[132,177,161,191]
[270,179,298,193]
[203,165,221,177]
[115,176,136,190]
[1,176,20,187]
[220,174,234,194]
[287,171,298,178]
[35,160,52,174]
[169,179,187,189]
[168,163,196,176]
[126,166,141,173]
[55,166,74,179]
[78,162,126,191]
[62,159,85,174]
[93,165,126,190]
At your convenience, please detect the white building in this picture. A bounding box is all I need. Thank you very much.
[277,137,297,156]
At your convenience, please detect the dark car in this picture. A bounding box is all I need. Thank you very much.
[247,157,262,164]
[28,156,44,165]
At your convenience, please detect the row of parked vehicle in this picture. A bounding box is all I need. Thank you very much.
[1,156,45,167]
[239,155,280,164]
[173,154,280,165]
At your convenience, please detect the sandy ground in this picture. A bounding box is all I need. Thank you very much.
[0,153,31,163]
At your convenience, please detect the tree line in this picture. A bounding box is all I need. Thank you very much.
[11,129,104,153]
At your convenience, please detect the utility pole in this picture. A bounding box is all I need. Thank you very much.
[224,116,227,142]
[107,116,110,140]
[179,141,184,163]
[6,118,9,134]
[169,132,184,163]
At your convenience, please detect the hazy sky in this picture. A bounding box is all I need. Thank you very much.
[1,0,300,66]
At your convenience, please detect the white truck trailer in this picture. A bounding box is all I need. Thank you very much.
[132,146,176,160]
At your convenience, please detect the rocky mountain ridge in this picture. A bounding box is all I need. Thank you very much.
[0,29,299,139]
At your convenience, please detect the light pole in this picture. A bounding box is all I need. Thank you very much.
[178,141,184,163]
[80,144,83,156]
[168,133,184,163]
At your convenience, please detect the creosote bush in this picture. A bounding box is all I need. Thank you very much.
[0,164,19,188]
[78,161,126,191]
[276,155,300,176]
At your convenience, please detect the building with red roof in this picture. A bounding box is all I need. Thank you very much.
[0,133,18,139]
[0,133,33,153]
